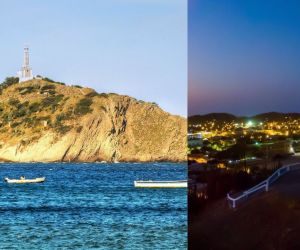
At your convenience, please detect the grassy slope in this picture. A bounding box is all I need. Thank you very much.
[0,79,186,162]
[0,79,117,145]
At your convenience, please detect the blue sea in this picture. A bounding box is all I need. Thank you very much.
[0,162,187,250]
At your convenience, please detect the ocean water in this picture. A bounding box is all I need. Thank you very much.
[0,162,187,250]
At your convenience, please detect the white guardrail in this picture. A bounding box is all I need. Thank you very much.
[227,163,300,208]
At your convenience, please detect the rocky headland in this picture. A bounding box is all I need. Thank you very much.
[0,78,186,162]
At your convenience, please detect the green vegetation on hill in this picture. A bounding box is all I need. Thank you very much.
[0,77,186,163]
[0,77,19,94]
[0,78,100,141]
[1,77,19,87]
[74,97,93,115]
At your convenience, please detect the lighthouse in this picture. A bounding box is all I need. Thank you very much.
[18,46,33,83]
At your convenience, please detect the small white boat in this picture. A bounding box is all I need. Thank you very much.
[134,180,187,188]
[4,177,45,184]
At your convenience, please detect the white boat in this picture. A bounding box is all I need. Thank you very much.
[134,180,187,188]
[4,177,45,184]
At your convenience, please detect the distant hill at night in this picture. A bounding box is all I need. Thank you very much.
[189,112,300,124]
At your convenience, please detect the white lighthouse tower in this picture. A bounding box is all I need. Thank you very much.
[18,46,33,83]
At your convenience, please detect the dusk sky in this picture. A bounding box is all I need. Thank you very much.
[189,0,300,116]
[0,0,187,116]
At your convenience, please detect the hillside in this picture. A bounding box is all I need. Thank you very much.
[0,78,186,162]
[188,113,237,124]
[189,170,300,250]
[189,112,300,124]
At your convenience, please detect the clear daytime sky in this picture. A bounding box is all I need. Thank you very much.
[0,0,187,116]
[189,0,300,116]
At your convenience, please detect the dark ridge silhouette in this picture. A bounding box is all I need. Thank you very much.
[189,112,300,124]
[189,113,237,124]
[253,112,300,121]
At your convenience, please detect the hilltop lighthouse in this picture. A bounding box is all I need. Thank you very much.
[18,46,33,83]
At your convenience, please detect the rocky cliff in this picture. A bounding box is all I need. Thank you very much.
[0,79,186,162]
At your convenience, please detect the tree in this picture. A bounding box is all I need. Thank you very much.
[1,77,19,87]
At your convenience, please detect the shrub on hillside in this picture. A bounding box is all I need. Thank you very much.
[55,112,72,123]
[20,139,28,146]
[23,101,29,107]
[85,91,98,98]
[18,86,38,95]
[11,121,22,128]
[13,108,26,118]
[98,93,109,98]
[0,77,19,94]
[41,94,64,111]
[41,85,55,91]
[74,98,93,115]
[43,77,55,83]
[73,85,82,88]
[8,98,20,106]
[29,102,41,113]
[100,106,107,112]
[56,125,72,135]
[23,117,34,127]
[76,126,83,133]
[40,85,56,95]
[48,90,56,95]
[1,77,19,87]
[56,114,66,123]
[54,94,64,102]
[55,82,66,85]
[2,113,12,123]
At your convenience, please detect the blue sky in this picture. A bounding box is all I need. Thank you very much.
[189,0,300,116]
[0,0,187,116]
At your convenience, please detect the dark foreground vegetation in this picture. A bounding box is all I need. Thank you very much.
[188,164,279,215]
[189,170,300,250]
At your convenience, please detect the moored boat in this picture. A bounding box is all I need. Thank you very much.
[134,180,187,188]
[4,177,46,184]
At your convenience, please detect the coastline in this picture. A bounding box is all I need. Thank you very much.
[0,158,187,164]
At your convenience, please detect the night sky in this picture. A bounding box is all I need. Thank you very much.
[189,0,300,116]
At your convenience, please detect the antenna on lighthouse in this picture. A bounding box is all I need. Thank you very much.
[23,45,30,67]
